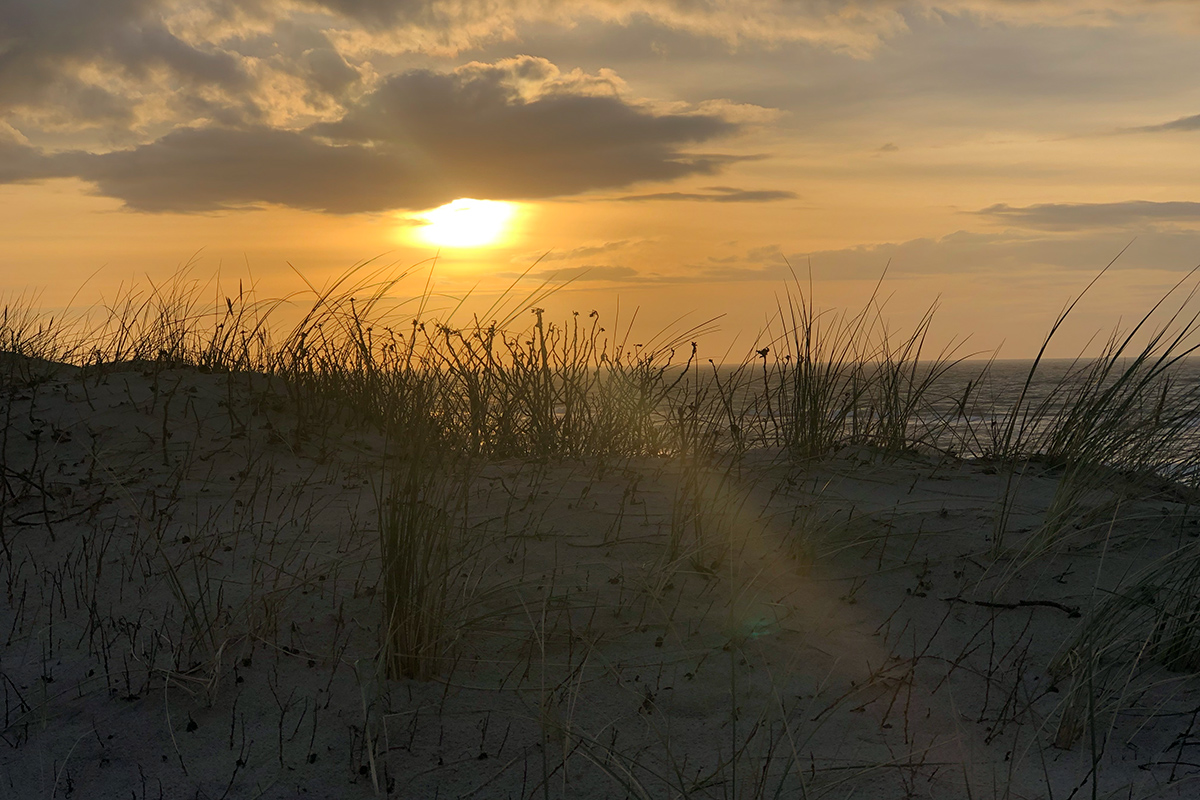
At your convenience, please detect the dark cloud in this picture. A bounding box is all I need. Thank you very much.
[57,126,436,213]
[11,58,749,213]
[300,47,361,96]
[616,186,797,202]
[306,0,876,39]
[223,17,362,102]
[306,0,437,28]
[0,138,61,184]
[312,58,743,201]
[0,0,250,125]
[977,201,1200,231]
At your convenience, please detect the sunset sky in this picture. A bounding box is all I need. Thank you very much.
[5,1,1200,356]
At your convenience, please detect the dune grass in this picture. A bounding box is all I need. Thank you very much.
[984,266,1200,559]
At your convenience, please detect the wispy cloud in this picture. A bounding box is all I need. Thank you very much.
[499,265,640,282]
[315,0,1200,58]
[616,186,797,203]
[683,229,1200,283]
[1127,113,1200,133]
[517,241,633,263]
[977,201,1200,231]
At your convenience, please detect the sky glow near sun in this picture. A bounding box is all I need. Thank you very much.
[413,199,517,248]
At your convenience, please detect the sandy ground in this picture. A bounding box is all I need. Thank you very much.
[4,363,1200,798]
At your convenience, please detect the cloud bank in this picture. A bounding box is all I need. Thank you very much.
[3,1,1199,216]
[1,57,754,213]
[5,0,1197,134]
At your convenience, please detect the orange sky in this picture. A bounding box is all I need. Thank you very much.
[4,2,1200,358]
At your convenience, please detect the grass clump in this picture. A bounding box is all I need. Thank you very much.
[987,265,1200,555]
[756,269,964,460]
[376,417,468,682]
[1049,538,1200,748]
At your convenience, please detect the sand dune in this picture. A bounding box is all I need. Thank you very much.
[3,359,1200,798]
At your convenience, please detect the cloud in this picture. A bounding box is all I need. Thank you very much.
[977,201,1200,231]
[0,0,252,130]
[315,1,1200,59]
[311,57,745,202]
[497,228,1200,288]
[505,229,1200,287]
[521,241,633,263]
[0,138,60,184]
[1129,113,1200,133]
[299,46,361,96]
[12,57,753,213]
[4,1,1197,220]
[4,0,1195,147]
[58,126,432,213]
[616,186,797,203]
[501,265,641,282]
[688,228,1200,283]
[315,0,910,56]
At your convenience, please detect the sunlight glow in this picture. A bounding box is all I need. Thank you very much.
[414,199,516,248]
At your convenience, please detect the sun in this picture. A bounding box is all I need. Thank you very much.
[413,198,517,248]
